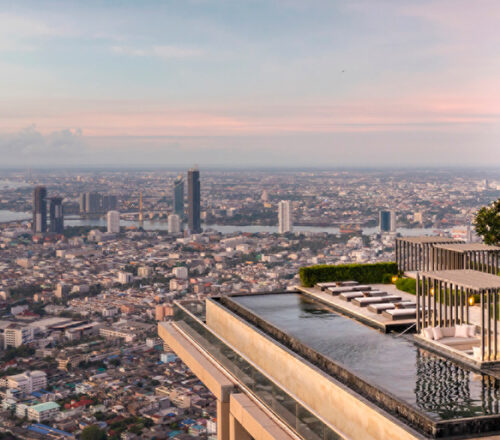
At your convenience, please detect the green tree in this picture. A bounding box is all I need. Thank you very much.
[80,425,107,440]
[474,199,500,245]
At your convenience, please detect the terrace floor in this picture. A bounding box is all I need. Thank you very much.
[297,282,492,337]
[296,283,418,333]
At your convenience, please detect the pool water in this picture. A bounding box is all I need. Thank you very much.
[231,293,500,421]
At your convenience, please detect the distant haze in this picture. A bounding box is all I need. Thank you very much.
[1,0,500,167]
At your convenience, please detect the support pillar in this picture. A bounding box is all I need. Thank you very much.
[229,415,252,440]
[218,400,230,440]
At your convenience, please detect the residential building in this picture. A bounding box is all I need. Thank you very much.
[278,200,292,234]
[7,370,47,394]
[137,266,152,278]
[4,324,33,348]
[168,214,181,234]
[173,266,188,279]
[27,402,60,422]
[117,271,133,284]
[107,210,120,233]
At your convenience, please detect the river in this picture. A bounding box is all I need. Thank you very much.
[0,210,443,236]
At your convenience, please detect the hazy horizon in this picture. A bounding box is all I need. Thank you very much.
[1,0,500,167]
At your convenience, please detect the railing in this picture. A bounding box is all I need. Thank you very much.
[173,301,344,440]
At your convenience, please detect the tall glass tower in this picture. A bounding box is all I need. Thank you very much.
[49,197,64,234]
[187,168,201,233]
[173,175,184,217]
[32,186,47,233]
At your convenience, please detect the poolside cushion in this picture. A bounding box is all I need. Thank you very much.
[467,324,476,338]
[441,327,455,338]
[432,327,444,340]
[422,327,434,340]
[455,324,469,338]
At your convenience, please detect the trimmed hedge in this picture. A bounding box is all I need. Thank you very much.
[299,262,398,287]
[395,277,416,295]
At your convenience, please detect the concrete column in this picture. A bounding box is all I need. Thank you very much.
[229,415,252,440]
[218,400,230,440]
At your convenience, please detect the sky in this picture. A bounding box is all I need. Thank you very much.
[1,0,500,168]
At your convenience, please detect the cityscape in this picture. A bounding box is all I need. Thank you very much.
[0,167,498,439]
[2,1,500,439]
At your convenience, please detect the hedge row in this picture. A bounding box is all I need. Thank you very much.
[395,277,416,295]
[299,262,398,287]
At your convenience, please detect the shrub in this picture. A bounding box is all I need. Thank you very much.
[299,262,398,287]
[395,277,417,295]
[382,273,394,284]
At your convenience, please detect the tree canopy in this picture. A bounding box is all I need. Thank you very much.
[474,199,500,245]
[80,425,107,440]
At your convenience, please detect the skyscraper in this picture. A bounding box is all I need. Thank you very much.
[173,176,184,217]
[107,211,120,233]
[379,210,396,233]
[79,193,86,214]
[168,214,181,234]
[32,186,47,233]
[187,168,201,233]
[278,200,293,234]
[102,194,118,211]
[49,197,64,234]
[85,192,100,214]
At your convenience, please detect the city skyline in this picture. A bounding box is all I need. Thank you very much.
[1,1,500,167]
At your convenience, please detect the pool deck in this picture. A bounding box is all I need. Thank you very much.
[296,284,419,333]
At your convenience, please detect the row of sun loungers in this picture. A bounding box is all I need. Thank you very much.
[316,280,418,321]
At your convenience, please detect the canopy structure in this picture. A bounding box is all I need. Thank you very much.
[432,243,500,274]
[395,236,458,272]
[417,270,500,362]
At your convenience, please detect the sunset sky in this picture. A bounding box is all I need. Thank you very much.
[1,0,500,167]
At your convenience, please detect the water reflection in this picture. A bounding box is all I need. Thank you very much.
[232,293,500,421]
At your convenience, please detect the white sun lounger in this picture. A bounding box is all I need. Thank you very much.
[367,301,414,314]
[351,295,402,307]
[362,290,387,297]
[317,282,340,291]
[382,308,417,321]
[328,285,372,295]
[339,291,364,301]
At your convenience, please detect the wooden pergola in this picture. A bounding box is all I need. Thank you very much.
[417,270,500,362]
[395,236,459,272]
[431,243,500,274]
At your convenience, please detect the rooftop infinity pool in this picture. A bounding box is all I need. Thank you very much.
[231,293,500,422]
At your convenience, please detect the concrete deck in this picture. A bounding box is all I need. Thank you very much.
[296,284,419,333]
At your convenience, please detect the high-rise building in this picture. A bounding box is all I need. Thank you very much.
[32,186,47,233]
[187,168,201,233]
[49,197,64,234]
[278,200,292,234]
[379,210,396,233]
[79,193,86,213]
[85,192,100,214]
[173,176,184,217]
[413,211,424,224]
[102,194,118,211]
[168,214,181,234]
[107,210,120,233]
